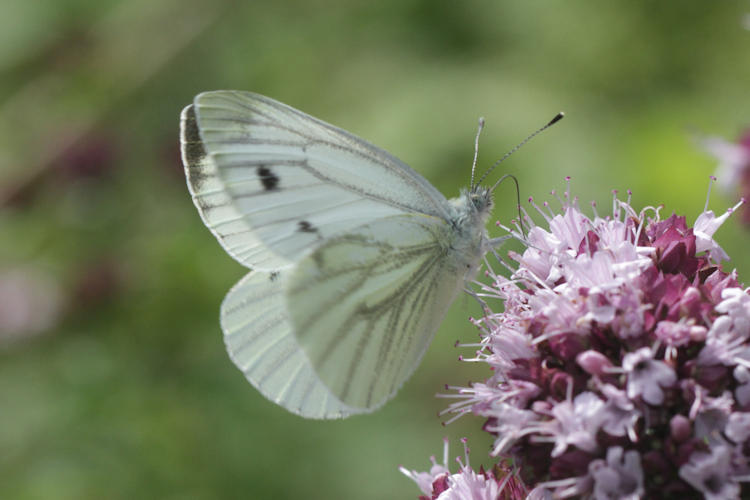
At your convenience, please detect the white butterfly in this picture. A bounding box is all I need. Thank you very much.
[180,91,560,419]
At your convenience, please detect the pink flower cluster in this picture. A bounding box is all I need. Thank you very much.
[406,180,750,499]
[400,438,528,500]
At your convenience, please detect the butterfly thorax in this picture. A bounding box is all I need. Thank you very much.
[446,186,494,279]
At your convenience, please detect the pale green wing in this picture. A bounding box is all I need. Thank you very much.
[286,214,469,411]
[181,106,285,270]
[222,214,468,417]
[180,91,452,271]
[290,214,468,413]
[221,270,361,418]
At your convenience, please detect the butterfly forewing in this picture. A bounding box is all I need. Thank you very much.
[182,91,453,271]
[181,105,291,270]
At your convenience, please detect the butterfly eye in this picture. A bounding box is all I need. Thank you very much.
[469,190,492,212]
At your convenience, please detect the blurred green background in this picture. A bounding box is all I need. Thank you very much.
[1,1,749,498]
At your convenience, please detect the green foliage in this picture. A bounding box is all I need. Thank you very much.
[1,0,748,498]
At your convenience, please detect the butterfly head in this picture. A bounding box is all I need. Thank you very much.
[451,186,494,232]
[468,185,494,215]
[467,111,564,219]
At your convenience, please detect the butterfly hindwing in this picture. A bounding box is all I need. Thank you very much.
[181,91,452,271]
[221,214,467,417]
[285,214,467,411]
[221,270,362,418]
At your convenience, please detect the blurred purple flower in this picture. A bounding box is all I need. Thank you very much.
[2,131,117,209]
[0,267,62,342]
[55,132,118,180]
[700,130,750,225]
[70,257,124,310]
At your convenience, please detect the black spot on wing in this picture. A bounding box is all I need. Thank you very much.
[257,166,279,190]
[181,105,207,168]
[269,271,280,282]
[298,221,317,233]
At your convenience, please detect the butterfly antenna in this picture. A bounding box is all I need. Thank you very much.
[489,173,526,237]
[470,117,485,189]
[475,112,564,189]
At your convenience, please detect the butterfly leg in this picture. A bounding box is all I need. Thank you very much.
[463,286,491,312]
[488,235,512,248]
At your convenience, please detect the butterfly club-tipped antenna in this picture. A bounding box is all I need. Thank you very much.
[472,111,565,192]
[472,111,564,238]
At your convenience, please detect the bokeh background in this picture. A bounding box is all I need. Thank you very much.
[2,1,749,498]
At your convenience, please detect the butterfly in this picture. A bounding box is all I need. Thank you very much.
[180,91,561,418]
